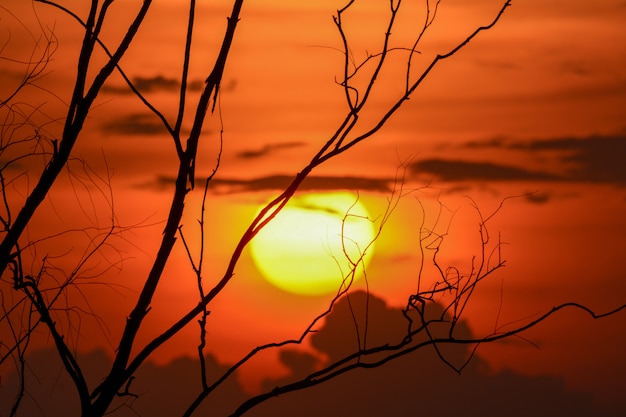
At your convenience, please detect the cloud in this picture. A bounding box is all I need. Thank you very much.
[422,134,626,185]
[507,135,626,184]
[0,291,615,417]
[101,113,165,135]
[253,291,612,417]
[524,190,552,204]
[102,75,203,94]
[0,349,247,417]
[410,159,560,182]
[236,142,305,159]
[133,75,179,92]
[144,174,395,194]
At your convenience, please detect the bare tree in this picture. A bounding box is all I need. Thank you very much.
[0,1,624,416]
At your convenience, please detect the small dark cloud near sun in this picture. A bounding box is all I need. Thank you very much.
[133,75,179,92]
[461,136,508,149]
[219,175,394,193]
[102,113,164,136]
[293,201,341,216]
[524,190,552,204]
[236,141,305,159]
[102,75,204,94]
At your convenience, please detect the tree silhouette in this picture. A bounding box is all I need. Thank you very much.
[0,1,623,416]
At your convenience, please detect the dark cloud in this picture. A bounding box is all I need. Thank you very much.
[524,190,552,204]
[252,291,612,417]
[218,174,393,193]
[461,136,508,149]
[102,113,165,135]
[0,291,614,416]
[236,142,305,159]
[144,174,394,193]
[133,75,179,92]
[292,200,343,216]
[102,75,203,94]
[432,134,626,185]
[0,348,247,417]
[410,159,560,182]
[508,135,626,184]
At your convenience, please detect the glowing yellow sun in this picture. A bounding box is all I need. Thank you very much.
[250,192,376,296]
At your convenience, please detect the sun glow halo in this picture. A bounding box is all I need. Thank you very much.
[249,192,376,296]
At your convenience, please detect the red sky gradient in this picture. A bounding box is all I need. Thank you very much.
[1,0,626,415]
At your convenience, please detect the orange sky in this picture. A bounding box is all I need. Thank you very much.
[1,0,626,415]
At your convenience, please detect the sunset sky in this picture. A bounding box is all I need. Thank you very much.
[1,0,625,415]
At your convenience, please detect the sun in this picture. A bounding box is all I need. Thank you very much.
[249,192,376,296]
